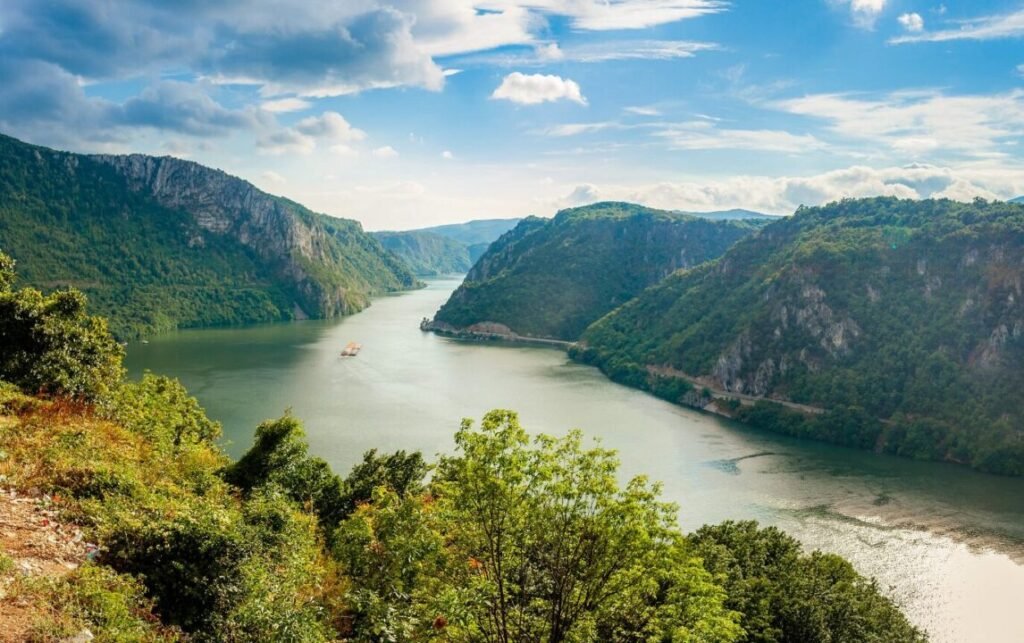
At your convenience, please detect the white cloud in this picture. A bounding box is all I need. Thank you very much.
[625,106,662,116]
[545,122,622,136]
[295,111,366,142]
[1018,63,1024,77]
[260,98,311,113]
[898,12,924,32]
[774,90,1024,159]
[491,72,587,105]
[373,145,399,158]
[526,0,726,30]
[890,8,1024,43]
[459,40,717,66]
[554,163,1021,214]
[655,121,825,153]
[257,128,315,155]
[441,150,454,159]
[836,0,887,27]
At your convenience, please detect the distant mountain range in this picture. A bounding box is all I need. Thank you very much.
[0,133,417,338]
[429,202,764,341]
[675,208,781,221]
[373,218,520,276]
[1010,196,1024,204]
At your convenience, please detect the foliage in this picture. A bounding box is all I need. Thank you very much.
[373,230,474,276]
[0,252,123,401]
[433,202,761,340]
[429,410,742,643]
[0,133,416,339]
[25,563,178,642]
[688,521,926,642]
[107,372,221,453]
[580,197,1024,474]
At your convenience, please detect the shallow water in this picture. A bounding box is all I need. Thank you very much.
[126,278,1024,642]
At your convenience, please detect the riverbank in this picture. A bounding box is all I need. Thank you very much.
[420,318,574,348]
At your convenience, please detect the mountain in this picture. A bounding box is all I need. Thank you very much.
[418,218,522,246]
[677,208,781,221]
[373,229,473,276]
[575,197,1024,475]
[1010,196,1024,204]
[373,217,521,276]
[0,133,417,338]
[429,202,763,341]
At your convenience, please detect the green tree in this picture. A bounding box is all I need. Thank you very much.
[688,521,925,643]
[432,410,741,643]
[0,251,123,401]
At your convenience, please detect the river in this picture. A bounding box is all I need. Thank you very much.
[125,278,1024,643]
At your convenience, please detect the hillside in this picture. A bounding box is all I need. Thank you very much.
[0,257,923,641]
[575,198,1024,475]
[372,230,473,275]
[0,133,417,338]
[430,202,762,341]
[374,217,522,276]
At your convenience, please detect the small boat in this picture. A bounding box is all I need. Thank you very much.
[340,342,362,357]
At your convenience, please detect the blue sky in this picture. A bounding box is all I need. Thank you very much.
[1,0,1022,229]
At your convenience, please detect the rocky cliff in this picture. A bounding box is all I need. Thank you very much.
[577,197,1024,474]
[92,153,416,320]
[0,133,416,337]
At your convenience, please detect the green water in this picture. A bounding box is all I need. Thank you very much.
[126,278,1024,643]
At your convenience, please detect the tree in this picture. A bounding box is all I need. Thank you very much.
[688,521,926,643]
[0,251,123,401]
[432,410,741,643]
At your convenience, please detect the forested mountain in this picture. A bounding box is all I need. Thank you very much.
[576,198,1024,475]
[374,217,522,275]
[0,133,417,338]
[430,202,762,341]
[372,230,473,275]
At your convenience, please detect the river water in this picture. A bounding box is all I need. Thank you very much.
[125,278,1024,642]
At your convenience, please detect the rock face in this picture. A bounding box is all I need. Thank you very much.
[0,132,416,337]
[432,202,762,341]
[93,153,416,319]
[578,197,1024,474]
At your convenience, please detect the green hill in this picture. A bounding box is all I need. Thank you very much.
[374,218,522,275]
[430,202,762,341]
[372,230,473,276]
[0,133,417,338]
[575,197,1024,475]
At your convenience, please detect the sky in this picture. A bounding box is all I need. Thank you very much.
[1,1,1023,230]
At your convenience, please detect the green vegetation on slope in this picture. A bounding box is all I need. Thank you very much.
[373,229,473,275]
[432,202,762,341]
[0,253,923,641]
[576,197,1024,475]
[0,133,416,339]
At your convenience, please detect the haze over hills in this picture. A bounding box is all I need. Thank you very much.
[575,197,1024,475]
[675,208,781,221]
[372,218,521,276]
[0,133,417,338]
[429,202,763,341]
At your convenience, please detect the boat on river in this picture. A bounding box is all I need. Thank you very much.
[340,342,362,357]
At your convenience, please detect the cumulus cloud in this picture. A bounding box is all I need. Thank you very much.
[898,12,924,32]
[492,72,587,105]
[556,163,1020,214]
[260,170,287,185]
[890,8,1024,44]
[835,0,887,27]
[441,150,454,159]
[295,112,366,142]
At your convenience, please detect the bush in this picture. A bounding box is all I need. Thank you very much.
[0,252,123,401]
